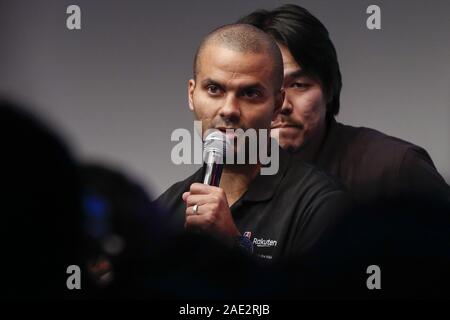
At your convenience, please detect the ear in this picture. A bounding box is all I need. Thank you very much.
[188,79,196,111]
[272,88,285,121]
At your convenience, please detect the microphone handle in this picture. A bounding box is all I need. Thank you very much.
[203,152,223,187]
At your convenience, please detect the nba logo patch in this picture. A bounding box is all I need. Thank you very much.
[243,231,252,239]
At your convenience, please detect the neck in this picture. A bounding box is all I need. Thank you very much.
[219,163,260,206]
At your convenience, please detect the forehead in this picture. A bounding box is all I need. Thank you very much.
[278,44,301,74]
[277,43,322,86]
[197,45,276,89]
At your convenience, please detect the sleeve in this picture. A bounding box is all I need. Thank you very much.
[152,182,188,234]
[398,146,450,204]
[287,189,353,260]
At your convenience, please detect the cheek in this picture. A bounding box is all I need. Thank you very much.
[192,93,216,119]
[292,90,327,126]
[191,94,216,134]
[244,103,274,129]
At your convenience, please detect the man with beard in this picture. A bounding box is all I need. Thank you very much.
[237,5,450,297]
[238,4,450,205]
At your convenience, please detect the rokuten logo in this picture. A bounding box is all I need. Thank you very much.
[253,237,277,248]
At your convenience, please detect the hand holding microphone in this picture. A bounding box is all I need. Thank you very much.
[182,131,240,241]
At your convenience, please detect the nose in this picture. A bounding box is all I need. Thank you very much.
[219,95,240,124]
[280,94,293,116]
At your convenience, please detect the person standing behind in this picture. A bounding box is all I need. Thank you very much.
[238,4,450,205]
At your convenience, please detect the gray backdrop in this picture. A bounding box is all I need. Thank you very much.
[1,0,449,197]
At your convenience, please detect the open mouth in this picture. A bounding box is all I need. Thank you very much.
[216,127,237,133]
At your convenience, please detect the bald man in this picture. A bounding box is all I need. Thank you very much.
[157,24,350,261]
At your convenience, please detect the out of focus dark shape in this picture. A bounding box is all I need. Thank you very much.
[79,163,167,295]
[287,194,450,299]
[0,97,83,299]
[0,96,172,299]
[77,164,275,299]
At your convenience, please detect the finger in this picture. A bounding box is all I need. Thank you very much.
[185,203,206,216]
[185,213,209,230]
[186,201,217,216]
[185,205,196,216]
[185,194,212,207]
[189,183,221,195]
[182,192,190,202]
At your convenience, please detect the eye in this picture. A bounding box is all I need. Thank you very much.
[290,82,310,89]
[206,84,223,95]
[242,88,262,99]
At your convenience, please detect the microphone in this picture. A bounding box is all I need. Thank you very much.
[202,131,231,186]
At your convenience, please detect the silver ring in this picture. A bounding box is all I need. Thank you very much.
[192,204,199,215]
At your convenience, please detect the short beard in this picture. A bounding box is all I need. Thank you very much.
[286,145,301,154]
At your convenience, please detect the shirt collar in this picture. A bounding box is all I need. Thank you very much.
[190,146,290,203]
[241,146,290,202]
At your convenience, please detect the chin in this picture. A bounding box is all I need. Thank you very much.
[278,140,294,150]
[278,138,304,153]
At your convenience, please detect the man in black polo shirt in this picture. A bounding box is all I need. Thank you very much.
[157,24,350,261]
[238,4,450,206]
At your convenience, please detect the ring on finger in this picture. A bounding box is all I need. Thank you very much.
[193,204,199,215]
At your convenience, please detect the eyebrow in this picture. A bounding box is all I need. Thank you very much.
[201,78,267,92]
[285,69,308,79]
[201,78,222,87]
[240,83,266,93]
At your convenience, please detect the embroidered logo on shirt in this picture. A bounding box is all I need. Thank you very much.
[253,237,278,248]
[243,231,252,239]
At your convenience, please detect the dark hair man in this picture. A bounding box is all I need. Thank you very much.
[238,4,450,205]
[156,24,350,261]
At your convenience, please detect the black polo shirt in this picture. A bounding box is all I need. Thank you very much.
[156,148,350,261]
[305,119,450,205]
